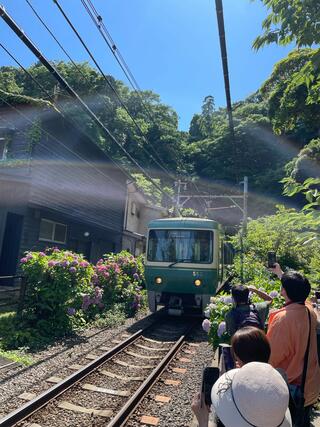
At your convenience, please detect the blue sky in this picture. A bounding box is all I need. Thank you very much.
[0,0,292,130]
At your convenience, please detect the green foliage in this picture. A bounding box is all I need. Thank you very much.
[188,98,288,194]
[282,139,320,210]
[0,347,33,366]
[0,62,186,177]
[94,251,146,316]
[230,206,320,284]
[205,281,283,350]
[253,0,320,49]
[26,118,42,154]
[19,249,95,341]
[132,173,174,206]
[92,303,127,328]
[260,49,320,137]
[0,249,146,350]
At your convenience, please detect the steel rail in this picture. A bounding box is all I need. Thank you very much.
[107,321,196,427]
[0,328,146,427]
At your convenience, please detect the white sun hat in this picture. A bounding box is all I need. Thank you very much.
[211,362,292,427]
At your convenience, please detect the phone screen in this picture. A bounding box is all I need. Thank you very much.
[267,251,276,268]
[201,367,220,406]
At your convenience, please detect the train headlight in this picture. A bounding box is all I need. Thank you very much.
[155,277,162,285]
[194,279,202,287]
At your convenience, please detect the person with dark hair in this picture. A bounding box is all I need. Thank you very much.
[191,329,286,427]
[225,284,272,336]
[267,264,320,427]
[231,326,271,366]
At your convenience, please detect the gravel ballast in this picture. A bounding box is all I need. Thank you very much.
[126,326,214,427]
[0,311,156,419]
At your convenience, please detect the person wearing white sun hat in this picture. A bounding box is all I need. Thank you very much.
[211,362,292,427]
[191,361,292,427]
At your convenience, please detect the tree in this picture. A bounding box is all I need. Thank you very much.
[253,1,320,210]
[230,205,320,284]
[0,61,186,175]
[199,95,215,138]
[260,49,320,140]
[188,114,202,142]
[186,96,289,195]
[253,0,320,49]
[254,1,320,121]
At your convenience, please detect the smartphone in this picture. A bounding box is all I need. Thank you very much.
[201,367,220,406]
[267,251,277,268]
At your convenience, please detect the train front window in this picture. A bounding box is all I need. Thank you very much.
[147,229,213,263]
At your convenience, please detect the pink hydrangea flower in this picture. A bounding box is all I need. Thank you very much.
[20,257,28,264]
[79,261,89,268]
[48,260,57,267]
[69,267,76,273]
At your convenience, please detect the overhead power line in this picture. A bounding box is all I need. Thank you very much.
[0,4,174,204]
[25,0,172,179]
[51,0,174,179]
[80,0,163,129]
[0,42,135,188]
[24,0,93,86]
[80,0,206,208]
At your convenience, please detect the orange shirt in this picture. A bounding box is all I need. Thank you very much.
[267,302,320,406]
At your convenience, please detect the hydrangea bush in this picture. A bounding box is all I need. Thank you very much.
[20,248,95,337]
[203,262,284,350]
[15,249,146,348]
[94,251,146,314]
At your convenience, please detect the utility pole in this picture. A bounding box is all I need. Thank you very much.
[240,176,248,282]
[242,176,248,234]
[174,180,187,216]
[215,0,235,139]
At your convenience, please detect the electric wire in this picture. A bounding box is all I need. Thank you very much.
[0,92,127,192]
[0,41,58,103]
[80,0,206,206]
[24,0,118,117]
[80,0,173,172]
[0,5,175,204]
[0,42,135,188]
[52,0,174,179]
[25,0,202,210]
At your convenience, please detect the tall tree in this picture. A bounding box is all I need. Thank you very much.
[199,95,215,138]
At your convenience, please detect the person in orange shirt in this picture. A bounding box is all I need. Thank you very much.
[267,264,320,427]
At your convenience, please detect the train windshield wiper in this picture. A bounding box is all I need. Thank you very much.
[168,259,192,268]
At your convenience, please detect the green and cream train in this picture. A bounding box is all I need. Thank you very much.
[145,217,230,314]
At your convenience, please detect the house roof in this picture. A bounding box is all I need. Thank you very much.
[0,89,53,109]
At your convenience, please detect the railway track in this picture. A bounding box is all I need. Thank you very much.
[0,318,199,427]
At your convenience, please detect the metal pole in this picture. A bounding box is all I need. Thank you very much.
[240,176,248,283]
[176,179,181,213]
[214,0,235,139]
[243,176,248,234]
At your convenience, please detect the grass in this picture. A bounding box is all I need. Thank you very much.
[0,311,33,365]
[0,348,33,366]
[92,304,127,328]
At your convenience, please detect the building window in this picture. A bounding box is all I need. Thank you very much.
[39,219,67,243]
[0,138,8,160]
